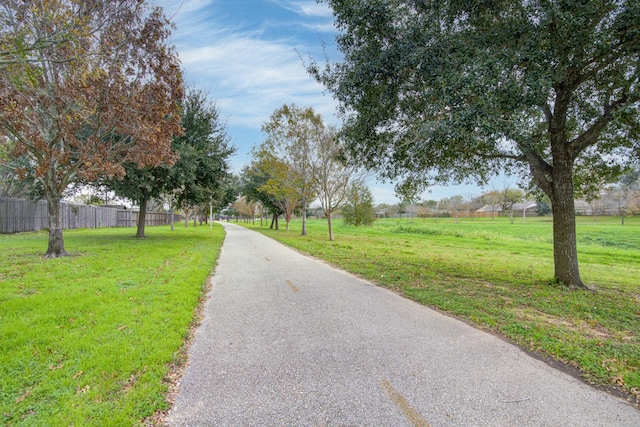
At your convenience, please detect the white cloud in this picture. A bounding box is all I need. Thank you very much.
[290,1,334,18]
[150,0,342,173]
[267,0,334,18]
[179,33,337,129]
[163,0,216,15]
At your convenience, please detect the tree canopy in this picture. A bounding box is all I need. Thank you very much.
[0,0,183,256]
[261,104,321,235]
[241,160,286,229]
[107,88,234,237]
[312,0,640,289]
[342,181,376,227]
[249,104,359,238]
[169,88,235,214]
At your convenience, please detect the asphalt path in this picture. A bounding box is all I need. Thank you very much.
[167,222,639,426]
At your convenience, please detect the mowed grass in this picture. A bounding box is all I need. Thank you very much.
[0,225,224,426]
[243,216,640,404]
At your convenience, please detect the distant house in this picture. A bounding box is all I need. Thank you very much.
[475,200,538,216]
[475,199,594,217]
[475,204,502,214]
[574,200,593,216]
[375,209,390,218]
[510,200,539,216]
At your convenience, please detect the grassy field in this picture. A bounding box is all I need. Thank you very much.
[0,225,224,426]
[242,215,640,405]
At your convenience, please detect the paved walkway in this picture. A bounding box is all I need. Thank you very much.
[167,222,638,426]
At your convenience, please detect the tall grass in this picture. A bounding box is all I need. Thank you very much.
[244,216,640,404]
[1,225,224,426]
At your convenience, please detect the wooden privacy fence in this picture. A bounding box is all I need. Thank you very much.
[116,210,182,227]
[0,197,179,233]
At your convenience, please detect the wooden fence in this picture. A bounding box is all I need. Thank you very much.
[0,197,180,233]
[116,210,182,227]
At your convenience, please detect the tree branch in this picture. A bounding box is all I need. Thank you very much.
[568,89,638,157]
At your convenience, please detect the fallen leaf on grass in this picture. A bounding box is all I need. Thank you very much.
[602,358,618,371]
[612,375,625,386]
[16,390,31,403]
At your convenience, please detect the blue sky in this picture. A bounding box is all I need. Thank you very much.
[151,0,499,203]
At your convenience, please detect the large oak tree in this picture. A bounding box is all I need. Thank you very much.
[0,0,183,256]
[312,0,640,289]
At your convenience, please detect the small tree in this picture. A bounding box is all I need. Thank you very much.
[261,104,320,236]
[342,181,375,226]
[311,126,359,240]
[241,160,284,230]
[107,163,168,237]
[611,168,640,225]
[249,149,301,232]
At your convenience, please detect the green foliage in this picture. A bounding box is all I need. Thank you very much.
[241,160,284,220]
[259,104,324,234]
[170,88,235,212]
[245,217,640,402]
[341,181,375,226]
[107,163,168,209]
[315,0,640,190]
[313,0,640,288]
[0,225,224,425]
[0,153,43,199]
[105,87,234,235]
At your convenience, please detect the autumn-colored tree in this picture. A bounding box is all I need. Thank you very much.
[241,161,285,230]
[261,104,320,236]
[231,196,258,223]
[254,149,302,233]
[0,0,183,256]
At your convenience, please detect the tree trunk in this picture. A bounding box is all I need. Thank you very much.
[549,164,586,290]
[193,206,197,227]
[327,212,334,241]
[301,199,307,236]
[136,197,147,238]
[45,195,68,258]
[529,94,587,290]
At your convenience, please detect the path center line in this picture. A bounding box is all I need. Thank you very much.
[380,379,431,427]
[285,280,299,292]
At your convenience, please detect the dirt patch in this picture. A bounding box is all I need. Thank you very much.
[511,307,612,339]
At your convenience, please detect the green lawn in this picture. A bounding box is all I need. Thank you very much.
[0,225,224,426]
[242,215,640,405]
